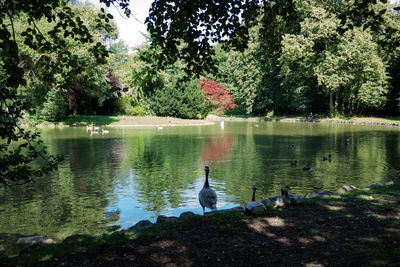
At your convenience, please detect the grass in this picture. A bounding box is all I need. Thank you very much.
[22,115,121,127]
[61,115,121,126]
[219,113,400,124]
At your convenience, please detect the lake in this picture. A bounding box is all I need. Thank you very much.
[1,121,399,250]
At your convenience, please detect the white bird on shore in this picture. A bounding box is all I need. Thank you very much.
[94,126,100,131]
[86,125,93,131]
[220,121,224,129]
[102,129,109,134]
[198,166,217,216]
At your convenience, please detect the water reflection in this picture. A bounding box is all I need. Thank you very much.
[1,122,400,252]
[202,134,234,163]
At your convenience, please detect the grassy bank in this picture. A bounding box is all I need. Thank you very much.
[218,114,400,124]
[4,182,399,266]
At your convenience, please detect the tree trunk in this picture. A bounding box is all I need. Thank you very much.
[329,92,333,117]
[68,93,78,115]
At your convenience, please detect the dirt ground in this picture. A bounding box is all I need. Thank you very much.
[40,191,400,267]
[111,116,214,127]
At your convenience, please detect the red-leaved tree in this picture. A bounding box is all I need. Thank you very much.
[199,78,237,114]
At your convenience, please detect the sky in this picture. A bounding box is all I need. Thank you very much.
[83,0,153,49]
[82,0,400,49]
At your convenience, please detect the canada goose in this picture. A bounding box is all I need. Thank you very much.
[251,184,257,201]
[290,160,297,166]
[102,129,109,134]
[245,184,266,215]
[289,144,295,149]
[303,163,310,171]
[198,166,217,215]
[281,186,291,198]
[323,154,331,161]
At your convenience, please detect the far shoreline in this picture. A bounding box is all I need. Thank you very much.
[22,114,400,128]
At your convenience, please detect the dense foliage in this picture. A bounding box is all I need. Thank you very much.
[203,0,400,116]
[0,1,118,184]
[150,77,204,119]
[1,0,400,184]
[199,78,237,115]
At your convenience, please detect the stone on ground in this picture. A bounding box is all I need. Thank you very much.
[362,184,381,190]
[337,185,357,194]
[157,215,179,223]
[126,220,153,231]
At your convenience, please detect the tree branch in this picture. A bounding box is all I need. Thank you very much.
[6,9,16,43]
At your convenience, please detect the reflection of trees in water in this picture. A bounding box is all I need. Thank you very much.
[0,131,124,238]
[202,135,234,163]
[214,125,400,204]
[64,138,124,193]
[220,134,264,204]
[0,167,120,238]
[124,134,204,214]
[1,125,400,241]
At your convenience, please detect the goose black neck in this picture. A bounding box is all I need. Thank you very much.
[281,188,288,198]
[251,188,256,201]
[204,170,210,188]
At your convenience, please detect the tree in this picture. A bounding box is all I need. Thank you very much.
[1,0,398,184]
[279,0,389,115]
[145,0,395,77]
[145,0,260,75]
[150,76,205,119]
[199,78,237,115]
[0,0,114,184]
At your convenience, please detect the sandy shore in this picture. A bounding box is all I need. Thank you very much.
[28,114,400,128]
[110,116,215,127]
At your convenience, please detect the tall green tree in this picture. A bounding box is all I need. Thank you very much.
[209,6,299,115]
[0,0,114,184]
[16,4,118,117]
[280,0,389,115]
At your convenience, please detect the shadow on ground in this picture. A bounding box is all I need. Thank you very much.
[6,184,400,266]
[62,115,120,126]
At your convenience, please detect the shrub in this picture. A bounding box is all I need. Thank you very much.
[37,89,68,121]
[125,105,147,116]
[150,77,204,119]
[113,96,148,116]
[199,78,237,114]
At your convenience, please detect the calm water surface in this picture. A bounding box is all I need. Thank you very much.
[1,121,400,251]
